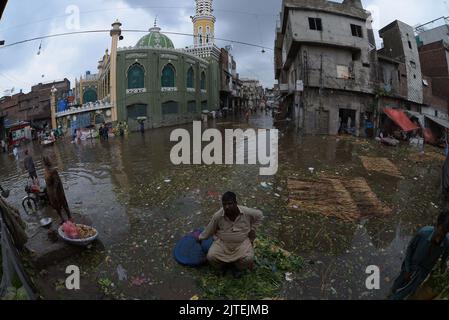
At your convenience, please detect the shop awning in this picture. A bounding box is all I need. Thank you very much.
[383,108,419,132]
[424,114,449,130]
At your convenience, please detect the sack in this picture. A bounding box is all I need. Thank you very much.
[62,221,79,239]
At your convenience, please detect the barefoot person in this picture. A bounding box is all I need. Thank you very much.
[43,156,72,223]
[195,192,264,277]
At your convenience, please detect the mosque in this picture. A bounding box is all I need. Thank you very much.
[56,0,221,132]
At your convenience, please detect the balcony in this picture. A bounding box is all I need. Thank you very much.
[56,101,112,118]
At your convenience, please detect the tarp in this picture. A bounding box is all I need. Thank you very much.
[173,228,213,267]
[424,114,449,130]
[383,108,420,132]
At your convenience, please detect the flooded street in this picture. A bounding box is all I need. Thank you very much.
[0,112,445,300]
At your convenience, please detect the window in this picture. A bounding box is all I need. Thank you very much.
[201,101,208,110]
[187,100,197,113]
[352,52,361,61]
[127,104,147,119]
[198,27,203,45]
[408,41,412,49]
[161,64,176,88]
[435,110,439,117]
[363,63,370,68]
[351,24,363,38]
[127,63,145,89]
[187,67,195,89]
[83,89,97,103]
[308,18,322,31]
[201,72,206,90]
[410,61,416,69]
[162,101,179,115]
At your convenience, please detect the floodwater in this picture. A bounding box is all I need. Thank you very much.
[0,111,445,300]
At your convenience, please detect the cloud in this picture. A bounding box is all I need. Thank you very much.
[0,0,447,93]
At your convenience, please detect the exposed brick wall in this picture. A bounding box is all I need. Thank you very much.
[0,79,70,123]
[419,41,449,77]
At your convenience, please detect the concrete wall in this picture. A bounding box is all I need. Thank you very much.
[418,25,449,46]
[302,88,373,135]
[300,44,374,93]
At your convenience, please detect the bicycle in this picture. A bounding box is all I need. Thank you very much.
[22,179,48,215]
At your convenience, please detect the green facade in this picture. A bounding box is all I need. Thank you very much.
[116,47,220,131]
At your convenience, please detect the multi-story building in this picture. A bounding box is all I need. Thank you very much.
[419,40,449,102]
[0,79,70,130]
[64,0,222,133]
[378,20,423,105]
[274,0,447,136]
[241,79,263,109]
[275,0,378,135]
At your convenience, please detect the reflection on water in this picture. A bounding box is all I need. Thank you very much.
[0,113,444,299]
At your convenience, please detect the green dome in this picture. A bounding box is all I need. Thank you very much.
[135,26,175,49]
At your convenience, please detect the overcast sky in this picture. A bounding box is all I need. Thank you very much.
[0,0,449,95]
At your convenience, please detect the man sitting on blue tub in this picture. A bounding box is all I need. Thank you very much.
[196,191,264,277]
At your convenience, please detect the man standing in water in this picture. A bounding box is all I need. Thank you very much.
[43,156,73,224]
[389,211,449,300]
[196,192,264,277]
[23,150,39,186]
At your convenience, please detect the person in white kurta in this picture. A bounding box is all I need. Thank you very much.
[198,192,264,271]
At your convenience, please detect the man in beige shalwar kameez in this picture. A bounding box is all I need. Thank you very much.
[197,192,264,275]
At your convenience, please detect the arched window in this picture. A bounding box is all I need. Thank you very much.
[127,63,145,89]
[200,72,206,90]
[198,27,203,45]
[206,26,210,43]
[187,67,195,89]
[83,88,97,103]
[161,64,176,88]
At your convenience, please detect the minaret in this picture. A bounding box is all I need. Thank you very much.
[192,0,216,47]
[110,19,122,122]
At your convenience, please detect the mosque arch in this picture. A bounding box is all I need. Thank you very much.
[161,63,176,88]
[127,63,146,89]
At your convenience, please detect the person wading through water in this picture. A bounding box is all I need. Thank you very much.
[43,156,73,224]
[24,149,39,186]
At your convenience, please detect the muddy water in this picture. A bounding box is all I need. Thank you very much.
[0,112,445,300]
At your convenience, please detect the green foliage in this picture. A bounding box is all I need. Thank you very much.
[1,286,29,300]
[193,236,304,300]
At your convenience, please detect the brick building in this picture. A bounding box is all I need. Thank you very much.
[0,79,71,130]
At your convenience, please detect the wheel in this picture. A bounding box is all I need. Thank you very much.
[22,196,37,214]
